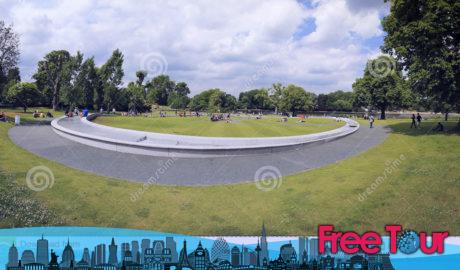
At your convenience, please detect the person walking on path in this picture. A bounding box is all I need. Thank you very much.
[369,115,375,128]
[410,114,417,128]
[416,113,422,127]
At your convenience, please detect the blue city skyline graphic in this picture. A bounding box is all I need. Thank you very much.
[2,225,394,270]
[1,226,459,270]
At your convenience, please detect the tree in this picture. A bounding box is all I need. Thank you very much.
[79,58,99,109]
[168,92,190,109]
[6,82,41,112]
[0,21,20,103]
[382,0,460,119]
[126,82,147,112]
[33,50,73,110]
[352,56,411,119]
[1,67,21,101]
[317,90,354,111]
[269,83,285,114]
[174,82,190,96]
[0,21,20,75]
[62,51,84,108]
[278,84,316,114]
[136,70,147,86]
[99,49,124,111]
[146,75,175,105]
[238,89,273,110]
[189,88,237,112]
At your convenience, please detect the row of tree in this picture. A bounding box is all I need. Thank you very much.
[1,0,459,119]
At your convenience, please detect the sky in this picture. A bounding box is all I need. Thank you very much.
[0,0,390,95]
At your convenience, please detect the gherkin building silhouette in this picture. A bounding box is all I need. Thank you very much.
[210,237,230,263]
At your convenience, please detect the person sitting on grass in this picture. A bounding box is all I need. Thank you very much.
[0,111,6,122]
[46,111,53,118]
[432,122,444,132]
[33,110,40,118]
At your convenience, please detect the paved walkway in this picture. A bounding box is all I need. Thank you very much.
[8,124,389,185]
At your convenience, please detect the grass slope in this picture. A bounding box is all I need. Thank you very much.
[93,116,344,137]
[0,119,459,235]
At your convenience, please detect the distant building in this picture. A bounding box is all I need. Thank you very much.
[309,238,319,261]
[24,262,46,270]
[108,238,118,266]
[166,237,178,263]
[211,238,230,263]
[81,248,91,265]
[37,235,49,265]
[7,243,19,268]
[260,224,268,265]
[298,237,308,263]
[279,242,296,263]
[141,239,151,264]
[60,239,75,268]
[95,244,107,265]
[121,243,130,259]
[132,241,140,263]
[231,246,240,267]
[241,246,250,266]
[21,250,36,265]
[194,241,207,270]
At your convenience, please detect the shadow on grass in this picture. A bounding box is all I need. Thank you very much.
[387,119,460,137]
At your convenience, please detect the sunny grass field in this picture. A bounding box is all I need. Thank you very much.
[1,107,64,122]
[93,115,345,137]
[0,118,459,235]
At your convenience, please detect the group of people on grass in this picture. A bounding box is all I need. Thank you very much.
[210,113,232,122]
[368,112,445,131]
[410,113,423,128]
[0,111,6,122]
[410,113,444,131]
[32,110,54,118]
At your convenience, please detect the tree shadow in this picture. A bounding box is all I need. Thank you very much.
[387,120,460,137]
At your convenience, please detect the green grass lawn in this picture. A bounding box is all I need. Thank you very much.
[0,118,459,235]
[93,115,345,137]
[1,107,64,122]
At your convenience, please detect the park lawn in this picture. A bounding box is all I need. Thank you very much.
[2,107,64,122]
[0,119,459,235]
[93,115,345,137]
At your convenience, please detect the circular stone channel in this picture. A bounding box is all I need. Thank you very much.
[50,115,360,158]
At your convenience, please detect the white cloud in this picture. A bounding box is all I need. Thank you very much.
[1,0,388,94]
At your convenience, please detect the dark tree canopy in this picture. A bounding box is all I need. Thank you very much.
[33,50,74,110]
[189,88,236,112]
[6,82,41,112]
[382,0,460,116]
[146,75,176,105]
[238,89,273,110]
[352,56,411,119]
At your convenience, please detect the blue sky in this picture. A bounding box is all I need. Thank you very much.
[0,0,389,95]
